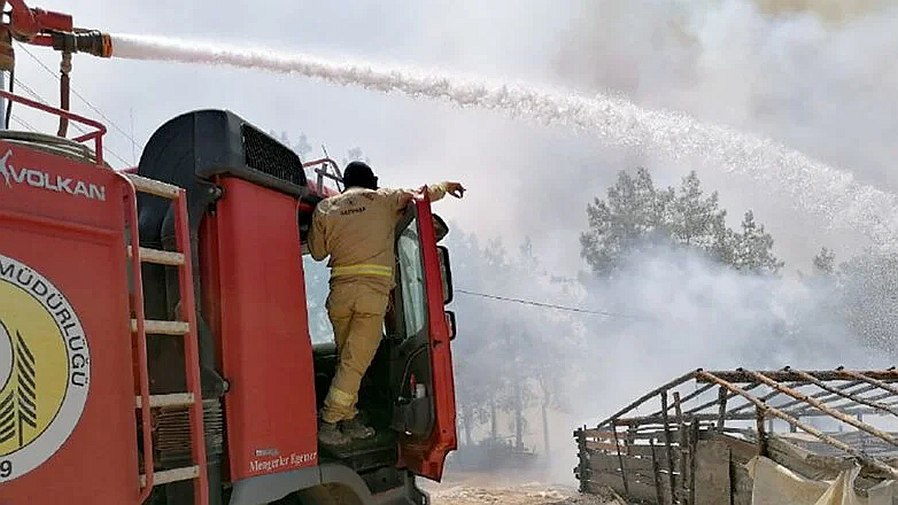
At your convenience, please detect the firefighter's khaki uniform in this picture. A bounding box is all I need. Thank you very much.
[308,183,449,424]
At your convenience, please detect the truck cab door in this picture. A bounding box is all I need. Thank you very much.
[388,193,457,482]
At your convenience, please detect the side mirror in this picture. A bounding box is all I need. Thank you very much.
[445,311,457,341]
[432,214,449,243]
[437,245,453,305]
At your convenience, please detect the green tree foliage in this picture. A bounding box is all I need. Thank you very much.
[732,211,784,274]
[813,247,836,275]
[580,168,782,276]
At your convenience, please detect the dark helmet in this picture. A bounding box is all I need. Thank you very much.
[343,161,379,190]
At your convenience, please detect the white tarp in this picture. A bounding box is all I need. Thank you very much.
[747,455,896,505]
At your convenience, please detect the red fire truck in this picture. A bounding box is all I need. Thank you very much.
[0,1,459,503]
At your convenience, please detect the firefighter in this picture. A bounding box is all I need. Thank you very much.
[308,161,465,446]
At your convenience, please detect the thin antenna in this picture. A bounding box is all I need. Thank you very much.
[319,144,344,191]
[129,107,136,165]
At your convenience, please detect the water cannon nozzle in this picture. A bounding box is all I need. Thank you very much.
[51,30,111,58]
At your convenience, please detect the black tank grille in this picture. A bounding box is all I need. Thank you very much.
[241,124,307,187]
[139,109,308,198]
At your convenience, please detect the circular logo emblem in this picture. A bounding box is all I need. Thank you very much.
[0,253,90,482]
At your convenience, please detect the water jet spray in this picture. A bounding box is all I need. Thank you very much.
[100,33,898,252]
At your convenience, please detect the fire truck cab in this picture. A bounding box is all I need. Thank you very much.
[0,99,458,505]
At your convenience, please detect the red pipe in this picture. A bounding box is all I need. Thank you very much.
[5,0,39,37]
[29,8,71,32]
[6,0,72,39]
[27,34,53,46]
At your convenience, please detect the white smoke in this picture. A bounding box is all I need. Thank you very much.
[548,0,898,256]
[447,237,884,485]
[409,2,898,450]
[571,248,882,412]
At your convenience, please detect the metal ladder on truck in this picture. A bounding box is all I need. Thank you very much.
[123,173,210,505]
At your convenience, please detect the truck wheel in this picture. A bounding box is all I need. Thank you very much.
[294,484,362,505]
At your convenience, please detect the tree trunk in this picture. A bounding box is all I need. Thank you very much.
[463,406,474,447]
[514,382,523,450]
[541,399,550,458]
[490,400,497,442]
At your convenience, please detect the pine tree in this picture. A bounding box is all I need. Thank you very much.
[813,247,836,275]
[580,168,671,277]
[580,167,782,276]
[732,211,784,274]
[293,133,312,158]
[669,171,727,250]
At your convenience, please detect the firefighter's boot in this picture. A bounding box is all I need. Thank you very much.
[318,420,350,446]
[340,417,375,440]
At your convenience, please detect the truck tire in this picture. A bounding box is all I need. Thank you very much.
[294,484,363,505]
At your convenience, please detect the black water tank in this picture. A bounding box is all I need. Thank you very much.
[136,109,308,243]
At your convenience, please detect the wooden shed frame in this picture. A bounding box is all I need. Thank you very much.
[574,367,898,504]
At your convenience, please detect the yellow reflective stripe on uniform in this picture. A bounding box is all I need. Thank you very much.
[331,264,393,277]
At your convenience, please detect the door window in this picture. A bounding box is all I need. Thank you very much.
[302,256,335,344]
[396,217,427,338]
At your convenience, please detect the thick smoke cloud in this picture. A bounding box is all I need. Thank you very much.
[572,247,881,409]
[419,0,898,483]
[399,0,898,271]
[445,234,886,484]
[554,0,897,187]
[546,0,898,263]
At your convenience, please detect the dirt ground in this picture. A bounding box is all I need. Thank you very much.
[421,472,620,505]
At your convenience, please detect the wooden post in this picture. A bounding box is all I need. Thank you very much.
[575,428,589,493]
[716,387,728,433]
[689,421,700,505]
[612,425,630,498]
[674,392,689,505]
[756,407,768,457]
[661,391,677,503]
[650,439,666,505]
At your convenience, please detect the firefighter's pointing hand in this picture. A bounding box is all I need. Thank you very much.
[445,181,466,198]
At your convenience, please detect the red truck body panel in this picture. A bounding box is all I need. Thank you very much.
[0,142,140,504]
[200,177,319,482]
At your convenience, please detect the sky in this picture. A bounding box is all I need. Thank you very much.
[11,0,898,275]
